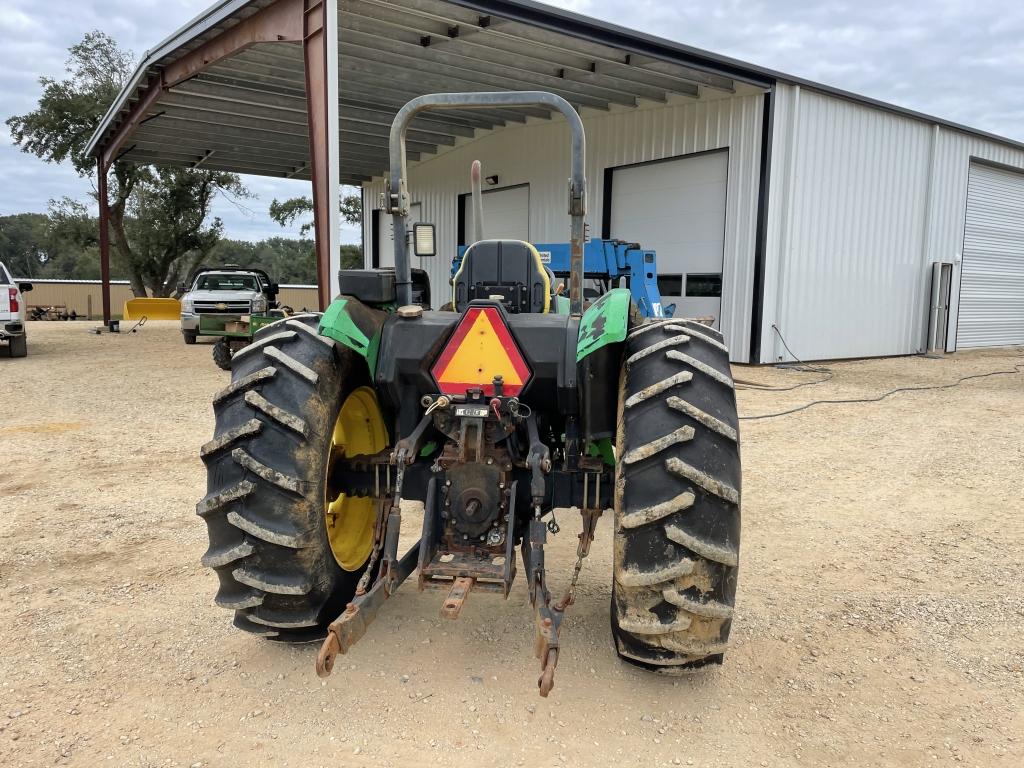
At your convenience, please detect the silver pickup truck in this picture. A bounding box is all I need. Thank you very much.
[0,261,32,358]
[179,266,276,345]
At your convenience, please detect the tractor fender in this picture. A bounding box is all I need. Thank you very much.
[577,287,641,449]
[318,297,388,377]
[575,287,636,363]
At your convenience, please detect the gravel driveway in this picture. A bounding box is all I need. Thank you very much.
[1,321,1021,767]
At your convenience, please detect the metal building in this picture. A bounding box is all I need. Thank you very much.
[87,0,1024,363]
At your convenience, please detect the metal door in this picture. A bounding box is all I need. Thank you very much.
[956,162,1024,347]
[609,151,728,327]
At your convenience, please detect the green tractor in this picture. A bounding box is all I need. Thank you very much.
[198,92,741,695]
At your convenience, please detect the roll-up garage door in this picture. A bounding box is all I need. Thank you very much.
[609,151,728,328]
[460,184,530,244]
[956,162,1024,348]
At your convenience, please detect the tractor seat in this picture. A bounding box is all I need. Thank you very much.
[452,239,551,313]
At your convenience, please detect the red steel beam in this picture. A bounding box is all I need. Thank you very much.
[100,0,306,169]
[101,78,165,170]
[94,0,320,315]
[303,0,331,311]
[97,158,112,324]
[163,0,305,87]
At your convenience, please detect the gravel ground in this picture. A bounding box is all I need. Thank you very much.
[1,321,1022,768]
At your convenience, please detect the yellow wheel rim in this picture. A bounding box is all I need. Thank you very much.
[325,387,388,571]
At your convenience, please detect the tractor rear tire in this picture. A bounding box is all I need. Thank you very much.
[212,338,233,370]
[8,335,27,358]
[197,315,367,640]
[611,318,741,670]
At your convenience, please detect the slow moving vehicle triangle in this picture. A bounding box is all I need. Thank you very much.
[432,306,532,396]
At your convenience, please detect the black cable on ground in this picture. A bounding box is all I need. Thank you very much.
[735,325,833,392]
[737,325,1022,421]
[740,363,1024,421]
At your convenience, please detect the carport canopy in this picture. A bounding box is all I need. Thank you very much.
[87,0,773,320]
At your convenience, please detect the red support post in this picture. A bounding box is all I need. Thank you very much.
[97,158,112,325]
[303,0,332,312]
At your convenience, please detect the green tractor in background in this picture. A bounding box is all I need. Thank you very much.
[198,92,741,695]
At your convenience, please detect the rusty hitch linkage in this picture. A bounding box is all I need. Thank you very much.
[524,506,602,697]
[316,416,433,677]
[315,539,420,676]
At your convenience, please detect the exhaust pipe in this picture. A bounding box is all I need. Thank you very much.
[470,160,484,244]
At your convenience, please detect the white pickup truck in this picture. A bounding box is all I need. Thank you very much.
[0,261,32,358]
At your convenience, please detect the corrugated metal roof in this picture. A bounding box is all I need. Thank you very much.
[86,0,752,183]
[86,0,1024,182]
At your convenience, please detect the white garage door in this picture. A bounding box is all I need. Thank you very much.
[956,163,1024,348]
[461,184,530,243]
[609,151,728,327]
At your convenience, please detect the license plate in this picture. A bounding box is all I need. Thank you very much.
[453,405,489,418]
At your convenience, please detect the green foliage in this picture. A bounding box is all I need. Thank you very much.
[122,167,250,295]
[0,206,101,280]
[208,237,317,284]
[208,240,362,284]
[1,209,361,285]
[5,31,250,296]
[0,213,49,278]
[5,31,132,177]
[340,244,363,270]
[269,193,363,235]
[45,198,102,279]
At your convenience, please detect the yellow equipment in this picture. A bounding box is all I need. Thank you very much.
[122,297,180,320]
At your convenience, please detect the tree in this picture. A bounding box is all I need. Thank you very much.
[269,193,364,271]
[0,213,48,278]
[6,31,248,297]
[268,193,363,236]
[0,207,101,280]
[122,167,248,295]
[44,198,101,279]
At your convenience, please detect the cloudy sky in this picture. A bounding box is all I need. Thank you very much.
[2,0,1022,242]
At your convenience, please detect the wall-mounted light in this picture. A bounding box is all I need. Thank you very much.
[485,175,499,186]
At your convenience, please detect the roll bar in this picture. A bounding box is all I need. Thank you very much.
[386,91,587,316]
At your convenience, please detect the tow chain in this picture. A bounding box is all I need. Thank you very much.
[555,506,601,612]
[531,503,604,697]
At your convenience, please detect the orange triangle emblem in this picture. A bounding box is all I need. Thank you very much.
[431,307,532,396]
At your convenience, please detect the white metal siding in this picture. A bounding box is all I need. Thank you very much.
[956,162,1024,347]
[762,85,1024,362]
[373,202,422,268]
[364,92,765,362]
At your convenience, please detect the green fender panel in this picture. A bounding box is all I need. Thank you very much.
[318,298,385,378]
[587,437,616,467]
[576,287,632,363]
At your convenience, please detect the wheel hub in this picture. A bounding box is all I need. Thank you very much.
[325,387,388,571]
